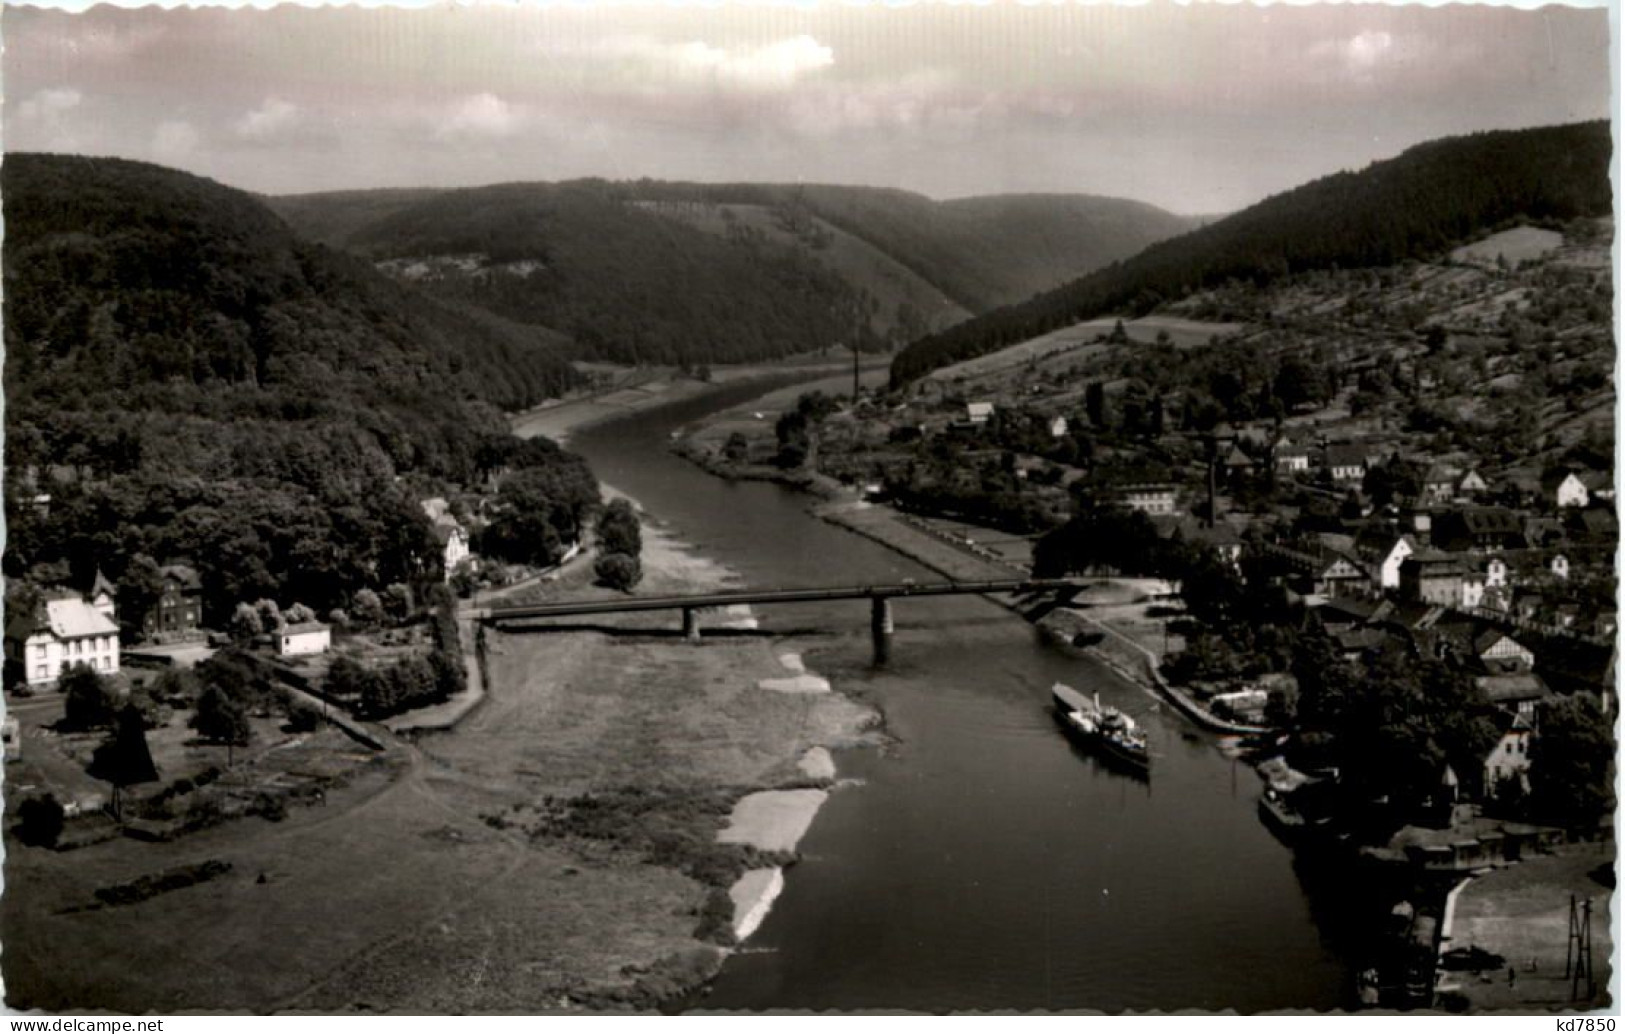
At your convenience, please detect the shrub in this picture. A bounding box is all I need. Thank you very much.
[192,685,251,746]
[60,665,119,731]
[594,552,643,593]
[284,702,321,733]
[693,887,737,945]
[16,794,65,848]
[596,499,643,558]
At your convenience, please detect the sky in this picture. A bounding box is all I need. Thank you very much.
[2,2,1613,215]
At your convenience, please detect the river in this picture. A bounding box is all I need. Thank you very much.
[570,379,1358,1012]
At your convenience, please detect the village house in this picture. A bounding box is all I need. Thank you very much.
[1260,543,1368,597]
[1475,629,1535,671]
[1323,444,1368,483]
[1481,713,1535,795]
[1220,442,1255,482]
[1420,465,1457,506]
[1543,470,1590,509]
[966,402,995,425]
[144,564,204,636]
[1456,469,1489,497]
[1476,671,1550,718]
[6,593,121,688]
[1116,483,1179,516]
[1357,530,1416,591]
[1274,443,1312,474]
[1048,415,1069,439]
[276,622,332,657]
[422,498,473,579]
[1432,507,1527,554]
[1461,572,1486,609]
[1399,551,1467,606]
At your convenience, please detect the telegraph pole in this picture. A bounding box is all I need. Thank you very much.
[852,342,861,403]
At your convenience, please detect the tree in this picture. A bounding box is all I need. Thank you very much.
[89,705,160,799]
[192,685,252,755]
[16,794,65,848]
[253,598,286,634]
[117,553,165,643]
[594,553,643,592]
[284,602,317,626]
[60,664,119,731]
[351,589,385,627]
[229,602,263,644]
[1085,382,1107,429]
[722,432,750,465]
[383,583,415,622]
[596,499,643,558]
[1274,356,1330,412]
[324,655,369,701]
[1529,694,1615,827]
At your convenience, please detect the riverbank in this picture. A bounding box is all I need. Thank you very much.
[512,359,855,445]
[432,491,883,1006]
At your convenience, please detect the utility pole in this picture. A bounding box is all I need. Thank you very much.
[852,343,861,404]
[1565,894,1595,999]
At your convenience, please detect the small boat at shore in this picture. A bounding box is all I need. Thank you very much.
[1052,683,1151,773]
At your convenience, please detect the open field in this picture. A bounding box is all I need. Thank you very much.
[1441,843,1614,1012]
[928,315,1241,384]
[1450,225,1565,267]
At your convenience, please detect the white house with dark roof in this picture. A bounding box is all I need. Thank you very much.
[6,595,121,688]
[276,622,332,657]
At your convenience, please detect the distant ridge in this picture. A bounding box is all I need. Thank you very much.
[889,120,1613,385]
[269,179,1195,365]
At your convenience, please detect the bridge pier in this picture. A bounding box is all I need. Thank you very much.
[682,606,701,642]
[870,596,893,665]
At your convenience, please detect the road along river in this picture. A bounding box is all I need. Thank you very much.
[570,382,1358,1012]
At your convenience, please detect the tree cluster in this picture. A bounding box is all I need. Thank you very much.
[594,498,645,592]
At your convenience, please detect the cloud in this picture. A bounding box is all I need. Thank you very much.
[234,97,300,141]
[437,93,520,140]
[677,35,834,88]
[558,34,834,91]
[1304,29,1433,85]
[782,71,962,139]
[14,88,85,150]
[152,120,200,163]
[17,87,83,123]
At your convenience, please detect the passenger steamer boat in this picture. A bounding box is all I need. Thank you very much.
[1051,682,1151,774]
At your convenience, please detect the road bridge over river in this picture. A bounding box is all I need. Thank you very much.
[474,578,1094,663]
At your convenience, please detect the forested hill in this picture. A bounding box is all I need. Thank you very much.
[3,154,595,622]
[890,120,1613,385]
[615,183,1199,313]
[271,180,879,365]
[270,181,1193,364]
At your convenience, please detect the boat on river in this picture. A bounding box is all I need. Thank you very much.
[1052,683,1151,774]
